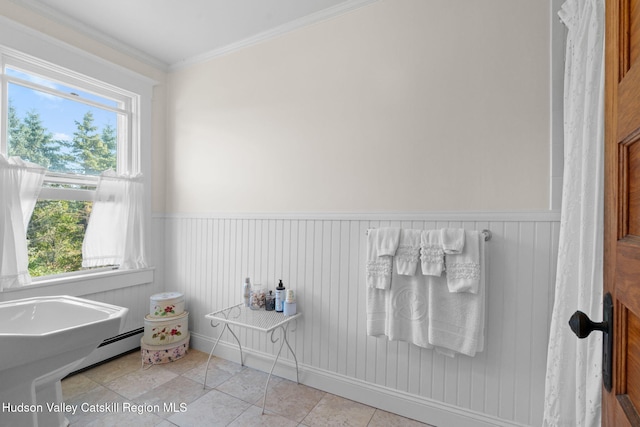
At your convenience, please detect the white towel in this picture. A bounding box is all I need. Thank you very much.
[445,230,481,293]
[428,238,485,357]
[420,230,444,276]
[376,227,401,256]
[441,228,465,254]
[387,264,432,348]
[395,229,421,276]
[366,229,393,290]
[366,228,400,335]
[366,287,389,337]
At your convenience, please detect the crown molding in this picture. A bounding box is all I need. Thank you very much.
[9,0,170,71]
[9,0,379,73]
[0,14,159,89]
[168,0,380,71]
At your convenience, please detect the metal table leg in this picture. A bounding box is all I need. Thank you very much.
[204,320,244,389]
[262,321,299,414]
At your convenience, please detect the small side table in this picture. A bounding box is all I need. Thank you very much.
[204,304,301,414]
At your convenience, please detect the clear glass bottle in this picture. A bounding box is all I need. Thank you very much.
[250,285,265,310]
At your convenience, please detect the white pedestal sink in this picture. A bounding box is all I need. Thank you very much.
[0,296,128,427]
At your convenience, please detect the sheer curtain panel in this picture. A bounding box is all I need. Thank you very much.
[543,0,605,426]
[82,171,148,270]
[0,155,46,290]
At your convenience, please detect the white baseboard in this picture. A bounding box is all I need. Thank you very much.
[190,332,530,427]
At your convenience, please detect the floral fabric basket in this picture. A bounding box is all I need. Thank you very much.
[141,332,190,366]
[149,291,185,318]
[143,311,189,345]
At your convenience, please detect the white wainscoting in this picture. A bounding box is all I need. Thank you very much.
[161,211,560,427]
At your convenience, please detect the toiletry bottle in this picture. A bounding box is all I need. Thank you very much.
[266,290,275,311]
[284,289,297,316]
[275,279,285,312]
[243,278,251,307]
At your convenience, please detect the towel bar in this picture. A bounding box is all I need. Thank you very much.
[365,228,492,241]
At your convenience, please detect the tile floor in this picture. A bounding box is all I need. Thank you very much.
[61,348,434,427]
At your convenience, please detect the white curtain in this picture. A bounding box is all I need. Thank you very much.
[82,171,148,270]
[543,0,605,426]
[0,155,46,290]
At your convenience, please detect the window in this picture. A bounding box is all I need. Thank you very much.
[1,51,141,279]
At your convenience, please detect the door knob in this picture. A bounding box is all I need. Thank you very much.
[569,310,607,338]
[568,293,613,392]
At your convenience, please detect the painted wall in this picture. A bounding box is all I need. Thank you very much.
[167,0,551,213]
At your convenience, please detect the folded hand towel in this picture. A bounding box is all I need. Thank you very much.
[428,238,485,357]
[445,230,481,293]
[366,229,393,290]
[396,229,422,276]
[376,227,401,256]
[441,228,465,254]
[420,230,444,276]
[387,267,432,348]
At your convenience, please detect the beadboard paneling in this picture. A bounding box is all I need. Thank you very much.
[162,212,560,427]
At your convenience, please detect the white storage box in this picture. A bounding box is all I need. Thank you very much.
[141,332,190,366]
[149,291,185,318]
[143,311,189,345]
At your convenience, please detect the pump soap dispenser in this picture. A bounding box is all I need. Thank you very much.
[275,280,285,312]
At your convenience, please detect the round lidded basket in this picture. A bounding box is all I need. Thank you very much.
[143,311,189,345]
[141,332,190,366]
[150,291,185,318]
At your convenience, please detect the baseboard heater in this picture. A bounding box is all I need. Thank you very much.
[97,327,144,348]
[69,328,144,375]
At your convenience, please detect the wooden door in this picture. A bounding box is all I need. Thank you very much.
[604,0,640,425]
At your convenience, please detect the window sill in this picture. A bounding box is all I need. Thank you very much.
[0,268,154,301]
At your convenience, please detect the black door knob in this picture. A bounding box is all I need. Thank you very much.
[569,310,608,338]
[568,293,613,392]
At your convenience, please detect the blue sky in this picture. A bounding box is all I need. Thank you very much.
[7,68,118,145]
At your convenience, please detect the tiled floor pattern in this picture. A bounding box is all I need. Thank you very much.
[61,349,435,426]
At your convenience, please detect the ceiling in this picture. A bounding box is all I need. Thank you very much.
[12,0,376,70]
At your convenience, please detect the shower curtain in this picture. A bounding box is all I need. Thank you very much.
[543,0,604,426]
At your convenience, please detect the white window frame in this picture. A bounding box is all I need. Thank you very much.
[0,20,155,291]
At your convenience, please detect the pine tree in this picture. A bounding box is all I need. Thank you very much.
[7,103,68,170]
[101,123,117,171]
[9,109,50,167]
[7,100,21,149]
[71,111,113,174]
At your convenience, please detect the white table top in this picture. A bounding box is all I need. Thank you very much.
[205,303,301,333]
